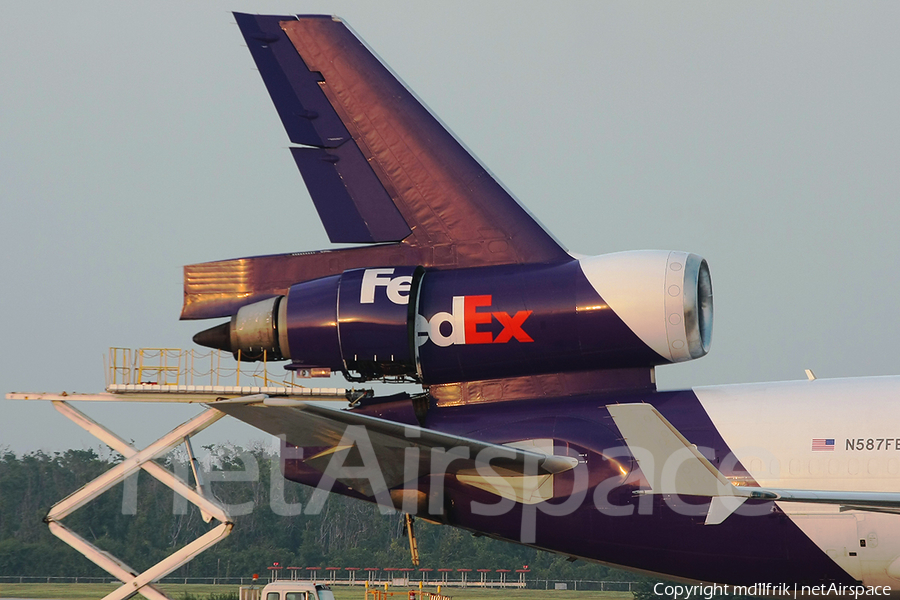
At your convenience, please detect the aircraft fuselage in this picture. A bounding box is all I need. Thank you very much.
[282,377,900,588]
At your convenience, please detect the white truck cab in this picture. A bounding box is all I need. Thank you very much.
[258,581,336,600]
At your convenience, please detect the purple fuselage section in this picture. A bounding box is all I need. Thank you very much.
[281,389,854,586]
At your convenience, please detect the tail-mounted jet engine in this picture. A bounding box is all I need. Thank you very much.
[193,250,712,385]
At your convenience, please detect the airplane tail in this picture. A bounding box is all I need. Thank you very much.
[183,13,570,320]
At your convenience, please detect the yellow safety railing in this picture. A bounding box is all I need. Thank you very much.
[136,348,181,385]
[364,588,451,600]
[105,347,331,389]
[107,348,132,385]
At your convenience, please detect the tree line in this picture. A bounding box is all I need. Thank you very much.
[0,446,637,583]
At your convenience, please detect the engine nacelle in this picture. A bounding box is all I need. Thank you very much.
[281,266,419,379]
[193,251,713,384]
[576,250,713,363]
[193,267,419,379]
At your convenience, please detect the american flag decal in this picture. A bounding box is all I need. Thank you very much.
[812,438,835,451]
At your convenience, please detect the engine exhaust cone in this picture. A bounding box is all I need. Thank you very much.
[193,322,232,352]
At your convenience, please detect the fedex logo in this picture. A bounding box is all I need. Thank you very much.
[358,269,533,348]
[418,295,533,348]
[360,268,412,305]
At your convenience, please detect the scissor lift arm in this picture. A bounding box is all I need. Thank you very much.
[7,388,356,600]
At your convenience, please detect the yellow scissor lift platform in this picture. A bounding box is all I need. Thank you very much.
[7,348,369,600]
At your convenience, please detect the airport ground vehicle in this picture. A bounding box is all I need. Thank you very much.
[241,580,336,600]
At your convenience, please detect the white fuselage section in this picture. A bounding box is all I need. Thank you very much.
[696,376,900,587]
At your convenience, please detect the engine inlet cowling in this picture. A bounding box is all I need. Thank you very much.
[577,250,713,362]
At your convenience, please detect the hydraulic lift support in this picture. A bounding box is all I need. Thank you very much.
[7,388,359,600]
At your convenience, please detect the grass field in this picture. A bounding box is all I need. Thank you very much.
[0,583,635,600]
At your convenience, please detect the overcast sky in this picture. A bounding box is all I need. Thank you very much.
[2,1,899,453]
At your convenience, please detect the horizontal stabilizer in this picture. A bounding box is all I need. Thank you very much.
[607,403,745,524]
[214,397,578,498]
[608,403,900,524]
